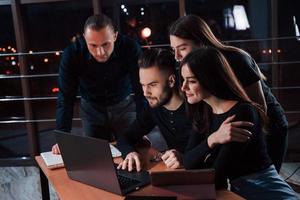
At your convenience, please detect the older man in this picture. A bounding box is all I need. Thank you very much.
[52,14,144,154]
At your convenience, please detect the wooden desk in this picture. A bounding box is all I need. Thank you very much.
[36,148,244,200]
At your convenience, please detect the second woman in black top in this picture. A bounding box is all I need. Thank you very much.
[180,47,297,199]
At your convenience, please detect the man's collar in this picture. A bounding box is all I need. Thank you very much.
[163,96,184,111]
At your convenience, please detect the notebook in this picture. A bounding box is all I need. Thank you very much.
[54,130,150,196]
[41,139,122,169]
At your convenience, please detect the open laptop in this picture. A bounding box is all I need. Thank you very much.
[54,130,150,196]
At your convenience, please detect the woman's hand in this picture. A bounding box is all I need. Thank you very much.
[207,115,253,148]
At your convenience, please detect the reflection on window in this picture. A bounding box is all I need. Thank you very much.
[223,5,250,31]
[293,16,300,41]
[233,5,250,30]
[223,8,235,29]
[119,1,179,45]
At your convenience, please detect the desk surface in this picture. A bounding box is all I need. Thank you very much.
[36,148,244,200]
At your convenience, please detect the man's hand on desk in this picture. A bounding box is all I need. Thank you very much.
[117,151,142,172]
[161,149,183,169]
[52,143,61,154]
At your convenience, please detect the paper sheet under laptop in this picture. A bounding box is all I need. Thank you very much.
[110,144,122,157]
[41,144,122,169]
[40,151,64,169]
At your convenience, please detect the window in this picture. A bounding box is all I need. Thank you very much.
[104,0,180,46]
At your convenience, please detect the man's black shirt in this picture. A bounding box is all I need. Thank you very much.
[117,103,193,157]
[56,34,143,132]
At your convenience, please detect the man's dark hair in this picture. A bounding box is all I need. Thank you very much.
[138,48,176,76]
[84,14,115,32]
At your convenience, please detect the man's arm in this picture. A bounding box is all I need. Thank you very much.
[117,106,155,157]
[117,107,156,171]
[52,44,80,155]
[56,44,80,132]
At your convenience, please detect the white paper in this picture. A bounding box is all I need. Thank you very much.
[40,151,64,169]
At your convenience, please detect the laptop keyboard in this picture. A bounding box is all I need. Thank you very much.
[117,173,140,189]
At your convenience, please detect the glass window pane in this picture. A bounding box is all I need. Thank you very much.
[1,1,93,160]
[0,5,20,92]
[0,5,24,127]
[103,0,179,45]
[20,1,94,104]
[0,6,16,48]
[186,0,271,41]
[278,0,300,62]
[0,5,26,159]
[22,1,93,51]
[0,123,28,158]
[277,0,300,115]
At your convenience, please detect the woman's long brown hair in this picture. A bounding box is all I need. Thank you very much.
[169,14,266,80]
[180,47,268,134]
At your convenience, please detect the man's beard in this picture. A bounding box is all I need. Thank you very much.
[147,84,173,108]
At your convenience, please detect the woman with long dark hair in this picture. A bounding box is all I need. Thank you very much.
[169,15,288,172]
[180,47,297,199]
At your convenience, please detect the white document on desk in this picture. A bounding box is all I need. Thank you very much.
[40,151,64,169]
[41,144,122,169]
[110,144,122,158]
